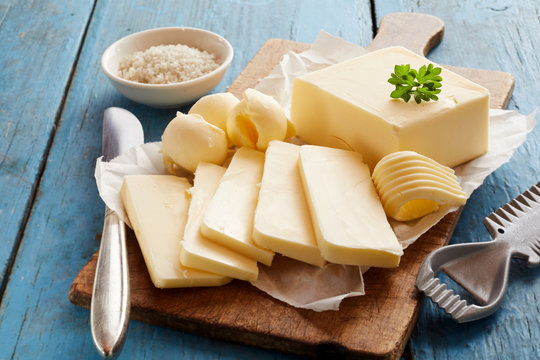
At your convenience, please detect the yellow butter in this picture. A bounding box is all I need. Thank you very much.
[372,150,456,180]
[181,162,259,281]
[372,151,467,221]
[298,145,403,267]
[253,141,326,267]
[227,89,288,151]
[291,46,489,170]
[201,147,274,265]
[120,175,231,288]
[161,112,228,174]
[379,176,466,205]
[375,165,459,195]
[188,92,240,133]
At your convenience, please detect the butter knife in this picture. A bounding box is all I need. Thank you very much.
[91,107,144,357]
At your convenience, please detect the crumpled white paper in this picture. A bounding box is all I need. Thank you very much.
[94,31,536,312]
[95,142,166,229]
[254,31,537,251]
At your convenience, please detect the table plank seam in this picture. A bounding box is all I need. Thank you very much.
[369,0,378,37]
[0,0,98,305]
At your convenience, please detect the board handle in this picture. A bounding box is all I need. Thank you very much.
[366,13,444,56]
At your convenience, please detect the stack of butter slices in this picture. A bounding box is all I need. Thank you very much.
[119,46,485,289]
[372,151,467,221]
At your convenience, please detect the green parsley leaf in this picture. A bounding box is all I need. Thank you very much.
[388,63,443,103]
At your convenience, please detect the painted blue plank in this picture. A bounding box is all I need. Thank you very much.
[0,0,95,287]
[0,0,372,359]
[374,1,540,359]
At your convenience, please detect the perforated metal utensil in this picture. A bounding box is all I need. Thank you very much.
[416,181,540,323]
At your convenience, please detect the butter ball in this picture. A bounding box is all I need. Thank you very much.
[226,88,288,151]
[161,112,228,174]
[188,92,240,133]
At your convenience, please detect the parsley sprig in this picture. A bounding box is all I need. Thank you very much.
[388,64,443,103]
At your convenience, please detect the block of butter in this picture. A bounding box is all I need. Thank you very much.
[181,162,259,281]
[253,141,325,267]
[298,145,403,267]
[121,175,231,288]
[291,46,490,170]
[201,147,274,265]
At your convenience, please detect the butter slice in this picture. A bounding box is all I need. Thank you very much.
[298,145,403,267]
[181,162,259,281]
[201,147,274,265]
[120,175,230,288]
[372,151,467,221]
[253,141,325,267]
[291,46,489,170]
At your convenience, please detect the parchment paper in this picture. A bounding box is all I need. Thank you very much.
[95,31,536,311]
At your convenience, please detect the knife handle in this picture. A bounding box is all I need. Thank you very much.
[91,207,130,358]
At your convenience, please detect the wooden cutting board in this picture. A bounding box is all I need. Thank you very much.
[69,13,514,360]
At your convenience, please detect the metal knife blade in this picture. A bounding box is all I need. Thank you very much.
[91,107,144,358]
[102,107,145,161]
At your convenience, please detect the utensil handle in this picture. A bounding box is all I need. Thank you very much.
[91,207,130,358]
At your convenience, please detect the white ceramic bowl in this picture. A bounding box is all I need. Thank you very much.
[101,27,233,108]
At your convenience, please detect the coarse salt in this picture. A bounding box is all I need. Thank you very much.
[118,44,220,84]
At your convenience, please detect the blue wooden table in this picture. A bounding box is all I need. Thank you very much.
[1,1,538,359]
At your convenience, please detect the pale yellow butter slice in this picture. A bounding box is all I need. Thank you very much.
[298,145,403,267]
[375,165,460,195]
[201,147,274,265]
[253,141,326,267]
[181,162,259,281]
[379,175,466,204]
[372,151,467,221]
[291,46,489,170]
[120,175,231,288]
[383,183,466,221]
[372,150,456,181]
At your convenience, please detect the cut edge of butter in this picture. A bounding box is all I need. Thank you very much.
[120,175,231,288]
[252,228,326,267]
[201,147,275,266]
[298,145,403,268]
[252,140,326,267]
[181,162,259,281]
[200,220,274,266]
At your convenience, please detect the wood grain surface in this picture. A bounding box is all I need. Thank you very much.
[68,24,514,357]
[375,2,540,360]
[0,0,95,289]
[70,216,457,359]
[0,2,373,359]
[2,1,538,359]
